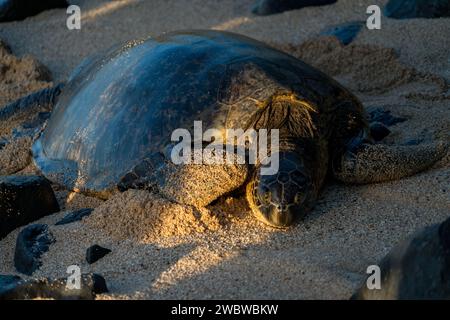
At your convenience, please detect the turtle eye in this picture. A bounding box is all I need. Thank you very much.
[294,192,303,204]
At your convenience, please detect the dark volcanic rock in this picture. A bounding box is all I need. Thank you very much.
[0,0,68,22]
[0,137,7,150]
[86,245,112,264]
[0,175,60,240]
[0,275,22,297]
[0,273,108,300]
[384,0,450,19]
[368,108,406,127]
[14,224,55,275]
[352,216,450,299]
[252,0,337,16]
[320,21,364,45]
[55,208,94,226]
[370,122,391,142]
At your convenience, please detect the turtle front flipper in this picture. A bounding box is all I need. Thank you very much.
[333,136,448,184]
[117,152,166,192]
[0,83,65,123]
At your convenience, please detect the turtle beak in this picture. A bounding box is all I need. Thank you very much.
[259,203,297,228]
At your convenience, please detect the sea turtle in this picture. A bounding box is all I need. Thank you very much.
[2,30,447,228]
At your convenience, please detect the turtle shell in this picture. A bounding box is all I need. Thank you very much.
[32,30,360,196]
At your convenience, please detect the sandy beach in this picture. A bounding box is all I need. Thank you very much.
[0,0,449,299]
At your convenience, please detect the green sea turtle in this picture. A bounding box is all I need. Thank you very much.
[2,30,447,228]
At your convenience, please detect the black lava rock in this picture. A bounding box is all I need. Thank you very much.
[368,108,406,127]
[0,175,60,240]
[55,208,94,226]
[0,137,8,150]
[384,0,450,19]
[352,216,450,299]
[0,0,68,22]
[252,0,337,16]
[86,245,112,264]
[0,275,22,297]
[320,21,364,45]
[370,122,391,142]
[14,224,55,275]
[0,273,108,300]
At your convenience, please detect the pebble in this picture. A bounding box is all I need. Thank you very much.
[86,245,112,264]
[0,273,108,300]
[55,208,94,226]
[384,0,450,19]
[14,224,55,275]
[252,0,337,16]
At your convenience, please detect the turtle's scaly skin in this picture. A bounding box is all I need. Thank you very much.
[33,30,365,198]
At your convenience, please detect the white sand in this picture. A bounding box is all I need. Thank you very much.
[0,0,449,299]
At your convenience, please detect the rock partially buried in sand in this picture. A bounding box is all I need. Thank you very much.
[384,0,450,19]
[86,245,112,264]
[320,21,364,45]
[0,175,59,240]
[14,224,55,275]
[0,137,7,150]
[0,0,68,22]
[368,108,406,127]
[252,0,337,15]
[369,122,391,142]
[55,208,94,226]
[352,217,450,299]
[0,273,108,300]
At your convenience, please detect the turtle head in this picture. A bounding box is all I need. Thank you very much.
[246,151,314,228]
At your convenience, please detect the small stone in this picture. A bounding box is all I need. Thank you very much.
[14,224,55,275]
[0,275,22,297]
[384,0,450,19]
[320,21,364,45]
[252,0,337,16]
[0,137,7,150]
[368,108,406,127]
[55,208,94,226]
[370,122,391,142]
[0,273,108,300]
[86,245,112,264]
[0,175,60,240]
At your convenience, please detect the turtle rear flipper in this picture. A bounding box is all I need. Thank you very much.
[333,139,448,184]
[0,84,65,122]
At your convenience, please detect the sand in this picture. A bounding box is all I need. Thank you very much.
[0,0,449,299]
[0,40,52,108]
